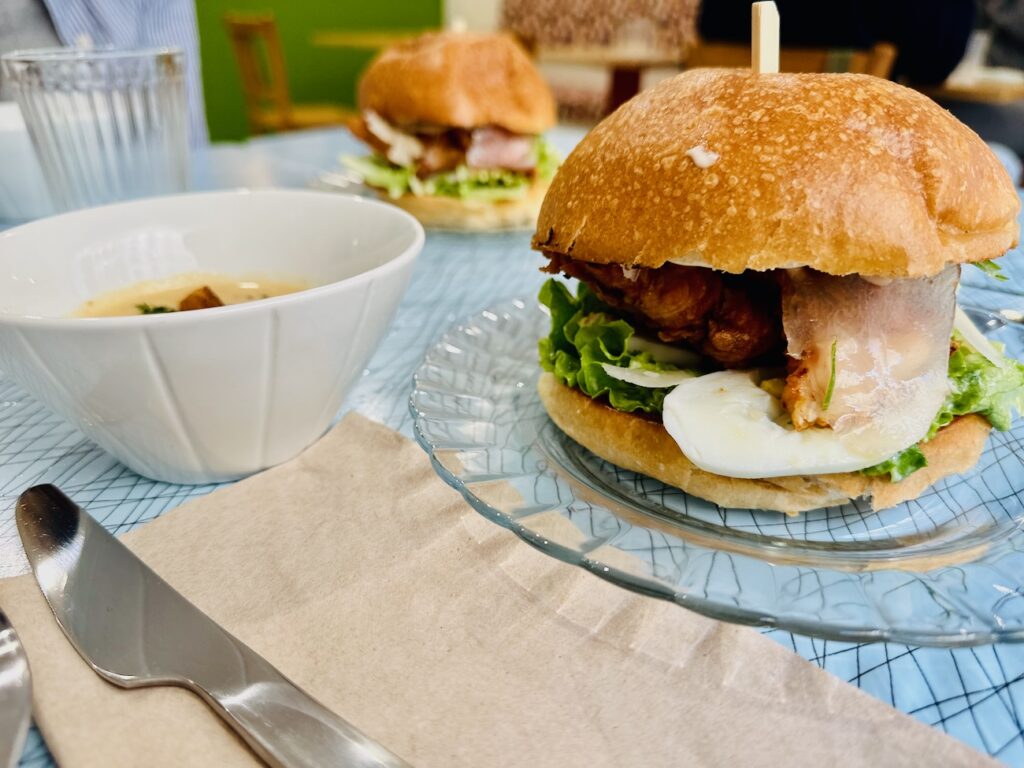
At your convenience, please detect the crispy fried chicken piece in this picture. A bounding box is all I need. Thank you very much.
[782,354,823,428]
[632,265,721,342]
[704,283,783,366]
[543,254,782,367]
[179,286,224,312]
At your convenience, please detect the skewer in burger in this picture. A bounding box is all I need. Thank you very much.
[344,31,560,231]
[533,68,1023,514]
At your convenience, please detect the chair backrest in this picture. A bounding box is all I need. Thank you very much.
[223,13,292,131]
[687,41,898,78]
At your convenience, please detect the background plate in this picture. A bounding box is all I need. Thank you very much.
[411,298,1024,647]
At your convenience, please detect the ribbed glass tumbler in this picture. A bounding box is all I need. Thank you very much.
[0,48,190,212]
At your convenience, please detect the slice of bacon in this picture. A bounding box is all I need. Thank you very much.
[465,127,536,172]
[781,266,958,450]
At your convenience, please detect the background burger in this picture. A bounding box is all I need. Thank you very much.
[344,31,559,231]
[533,68,1023,514]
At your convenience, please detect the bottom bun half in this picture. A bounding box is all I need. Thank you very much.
[380,179,549,231]
[538,372,991,515]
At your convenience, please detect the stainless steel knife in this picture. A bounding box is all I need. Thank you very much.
[16,484,409,768]
[0,609,31,768]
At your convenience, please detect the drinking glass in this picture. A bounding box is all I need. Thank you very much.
[1,48,190,212]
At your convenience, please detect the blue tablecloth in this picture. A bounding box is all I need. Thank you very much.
[5,126,1024,766]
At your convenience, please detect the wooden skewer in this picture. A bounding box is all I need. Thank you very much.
[751,1,780,74]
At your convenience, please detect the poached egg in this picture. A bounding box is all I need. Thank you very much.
[661,369,938,478]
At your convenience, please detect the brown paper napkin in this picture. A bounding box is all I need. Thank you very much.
[0,413,991,767]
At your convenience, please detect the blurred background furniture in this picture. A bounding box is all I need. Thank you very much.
[687,40,898,77]
[503,0,700,122]
[510,1,897,118]
[928,21,1024,163]
[224,13,354,134]
[502,0,696,53]
[538,45,686,113]
[195,2,442,141]
[67,0,1011,160]
[311,29,433,50]
[929,76,1024,103]
[201,0,1024,153]
[697,0,973,85]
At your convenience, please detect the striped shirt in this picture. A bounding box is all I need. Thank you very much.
[41,0,208,144]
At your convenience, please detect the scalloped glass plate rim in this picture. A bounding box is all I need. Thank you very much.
[409,298,1024,647]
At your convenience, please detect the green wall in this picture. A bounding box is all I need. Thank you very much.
[196,1,443,142]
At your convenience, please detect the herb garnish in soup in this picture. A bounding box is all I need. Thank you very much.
[75,273,310,317]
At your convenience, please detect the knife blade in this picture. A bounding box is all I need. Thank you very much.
[16,484,409,768]
[0,609,31,768]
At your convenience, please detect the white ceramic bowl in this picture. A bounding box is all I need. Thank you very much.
[0,189,423,483]
[0,103,54,222]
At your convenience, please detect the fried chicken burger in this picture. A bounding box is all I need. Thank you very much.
[344,31,559,231]
[533,69,1023,514]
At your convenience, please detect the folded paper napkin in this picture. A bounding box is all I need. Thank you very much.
[0,413,991,767]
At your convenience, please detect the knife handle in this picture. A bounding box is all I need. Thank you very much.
[193,643,409,768]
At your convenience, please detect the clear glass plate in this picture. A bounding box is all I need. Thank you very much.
[410,298,1024,647]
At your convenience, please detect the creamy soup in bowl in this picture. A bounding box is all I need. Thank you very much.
[74,273,311,317]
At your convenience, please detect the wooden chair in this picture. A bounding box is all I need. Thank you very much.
[223,13,354,134]
[686,40,898,78]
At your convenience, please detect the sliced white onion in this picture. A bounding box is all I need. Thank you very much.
[625,336,704,368]
[601,363,695,388]
[954,305,1007,369]
[364,110,424,166]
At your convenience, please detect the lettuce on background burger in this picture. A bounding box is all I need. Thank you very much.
[343,31,560,231]
[532,68,1023,514]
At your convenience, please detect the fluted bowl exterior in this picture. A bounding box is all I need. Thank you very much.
[0,189,423,483]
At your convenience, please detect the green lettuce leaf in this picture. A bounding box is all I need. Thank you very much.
[931,332,1024,434]
[340,154,413,199]
[863,332,1024,480]
[341,136,561,201]
[534,136,561,180]
[861,445,927,483]
[538,279,695,413]
[417,165,532,201]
